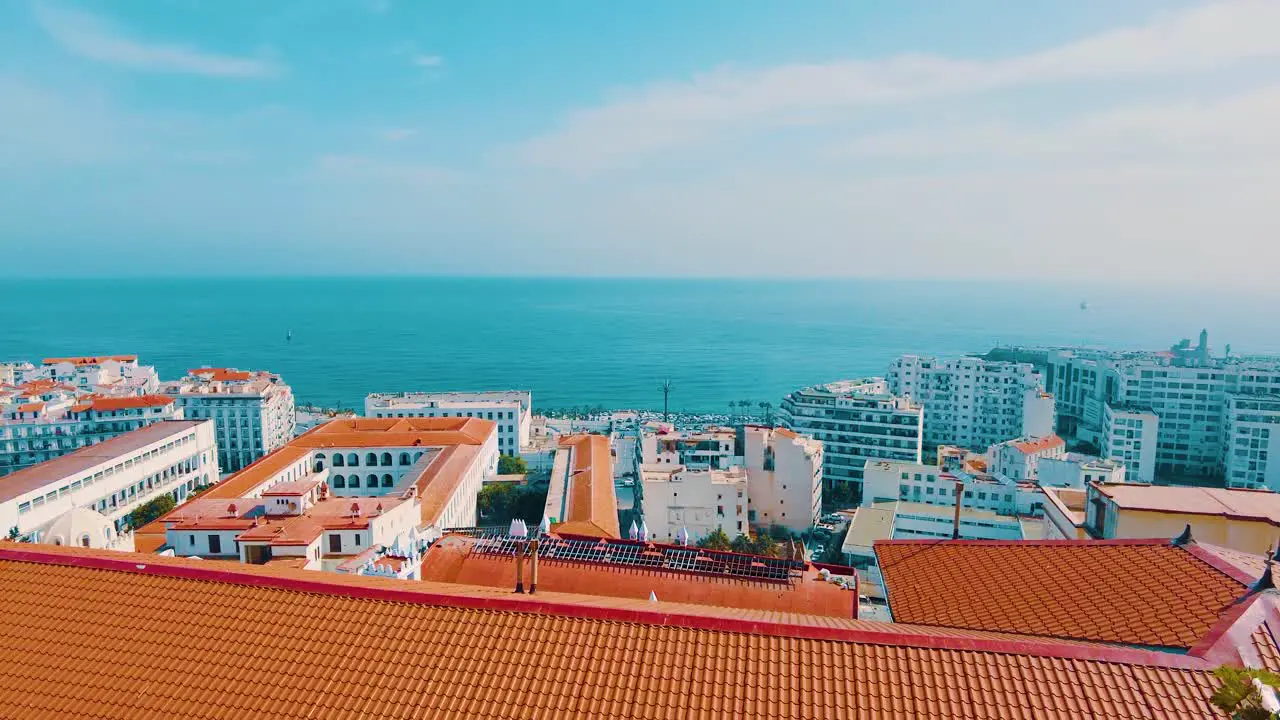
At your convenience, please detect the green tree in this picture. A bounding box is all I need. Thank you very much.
[1211,665,1280,719]
[730,534,753,554]
[497,454,528,475]
[477,483,549,527]
[127,494,177,530]
[749,533,781,558]
[768,524,792,542]
[697,527,733,551]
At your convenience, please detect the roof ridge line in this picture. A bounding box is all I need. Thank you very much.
[0,545,1213,669]
[1180,542,1259,586]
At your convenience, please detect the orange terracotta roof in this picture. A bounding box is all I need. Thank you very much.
[294,416,495,449]
[189,367,254,381]
[1094,482,1280,525]
[413,444,482,526]
[14,402,44,413]
[774,427,799,439]
[202,445,314,500]
[86,394,174,412]
[876,538,1251,648]
[42,354,137,365]
[419,534,856,618]
[553,434,619,539]
[0,544,1227,719]
[1011,434,1066,454]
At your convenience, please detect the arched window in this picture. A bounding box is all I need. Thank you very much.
[366,452,378,466]
[347,453,359,466]
[350,476,360,488]
[399,452,411,465]
[381,452,393,466]
[333,454,345,467]
[80,534,91,548]
[382,474,393,487]
[314,460,325,472]
[367,474,378,488]
[333,474,346,488]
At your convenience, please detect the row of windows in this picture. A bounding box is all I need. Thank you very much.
[330,474,395,489]
[323,451,417,468]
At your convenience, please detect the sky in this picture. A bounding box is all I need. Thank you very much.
[2,0,1279,284]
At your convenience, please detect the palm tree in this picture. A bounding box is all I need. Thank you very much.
[759,401,773,424]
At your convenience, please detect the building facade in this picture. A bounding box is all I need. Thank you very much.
[779,379,922,497]
[741,426,823,533]
[0,384,182,477]
[1102,404,1159,484]
[0,420,217,539]
[1048,331,1280,484]
[366,391,531,457]
[887,355,1053,449]
[1223,393,1280,491]
[162,368,296,474]
[986,435,1066,481]
[640,464,748,543]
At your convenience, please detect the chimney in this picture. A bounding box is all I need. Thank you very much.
[951,478,964,540]
[528,538,539,594]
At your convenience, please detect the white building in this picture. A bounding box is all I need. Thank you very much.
[639,424,738,469]
[779,379,923,497]
[1223,393,1280,491]
[162,367,296,473]
[1102,405,1159,484]
[366,391,531,457]
[0,420,217,540]
[887,355,1054,449]
[16,355,160,396]
[742,426,823,534]
[641,464,748,543]
[0,384,183,477]
[986,435,1066,482]
[158,417,499,569]
[862,460,1037,517]
[1037,453,1126,488]
[1048,331,1280,483]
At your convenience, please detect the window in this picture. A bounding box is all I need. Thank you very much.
[366,452,378,466]
[333,474,346,488]
[367,474,377,487]
[355,534,362,546]
[381,452,393,466]
[351,475,361,488]
[329,534,341,553]
[333,454,345,467]
[399,452,411,465]
[209,535,222,554]
[347,453,359,466]
[382,474,393,487]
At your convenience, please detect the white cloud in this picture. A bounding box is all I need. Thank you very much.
[379,128,417,142]
[516,0,1280,171]
[840,85,1280,160]
[412,54,443,68]
[34,3,282,78]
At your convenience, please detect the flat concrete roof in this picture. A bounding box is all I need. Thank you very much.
[0,420,206,503]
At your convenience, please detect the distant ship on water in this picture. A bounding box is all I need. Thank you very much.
[286,329,293,343]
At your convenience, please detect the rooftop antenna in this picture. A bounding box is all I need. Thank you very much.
[659,379,674,423]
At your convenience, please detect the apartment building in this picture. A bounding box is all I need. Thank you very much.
[162,368,296,473]
[1048,331,1280,483]
[640,464,748,542]
[1223,393,1280,491]
[779,379,922,497]
[887,355,1053,449]
[366,391,531,456]
[741,426,823,533]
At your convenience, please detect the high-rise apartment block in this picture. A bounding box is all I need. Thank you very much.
[1047,331,1280,488]
[887,355,1053,449]
[779,379,922,497]
[161,368,296,473]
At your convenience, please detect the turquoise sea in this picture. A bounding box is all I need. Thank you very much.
[2,278,1277,413]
